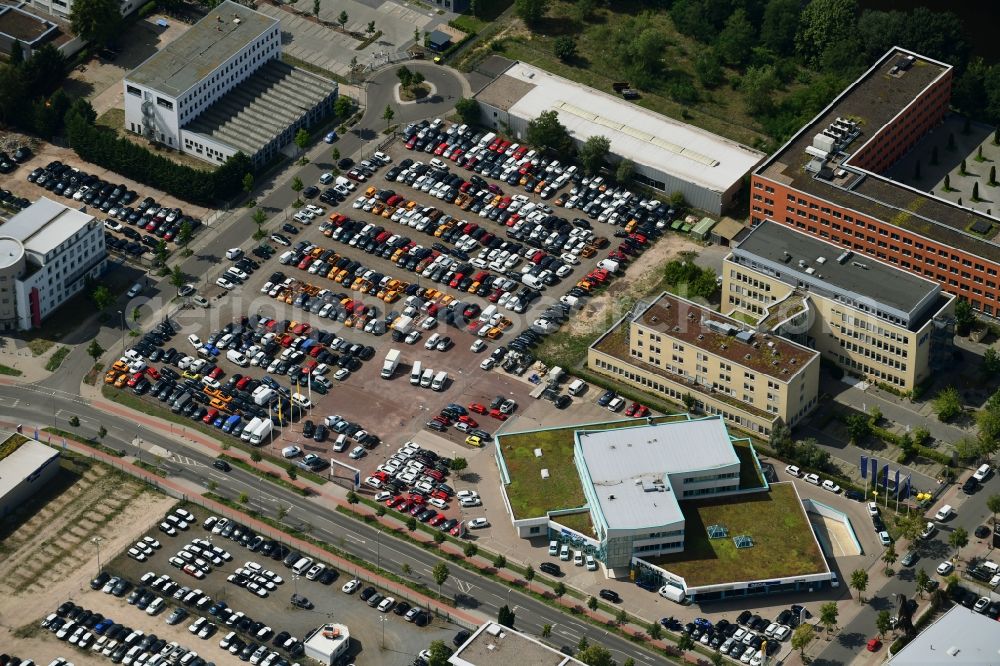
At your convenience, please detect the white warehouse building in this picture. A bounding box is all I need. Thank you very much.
[0,197,107,331]
[123,0,338,168]
[473,61,764,214]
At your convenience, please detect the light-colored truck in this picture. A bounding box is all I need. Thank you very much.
[252,385,276,406]
[381,348,401,379]
[248,419,273,445]
[240,417,263,442]
[393,315,414,335]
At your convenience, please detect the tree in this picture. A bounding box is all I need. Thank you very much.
[70,0,122,47]
[250,450,262,463]
[334,95,351,119]
[433,531,445,544]
[846,413,872,444]
[576,644,614,666]
[526,110,572,156]
[69,415,80,427]
[715,9,755,67]
[648,621,662,640]
[312,0,319,17]
[406,516,417,532]
[337,10,348,29]
[876,610,892,639]
[579,135,610,176]
[294,128,310,153]
[955,298,975,334]
[740,65,780,115]
[449,457,468,472]
[455,97,480,125]
[376,505,386,517]
[615,159,635,185]
[252,207,267,232]
[694,50,724,88]
[396,65,413,88]
[98,425,107,439]
[426,640,453,666]
[796,0,859,67]
[382,104,395,131]
[587,595,598,611]
[168,265,185,292]
[761,0,801,55]
[681,393,696,411]
[493,553,506,569]
[286,464,297,480]
[850,568,869,602]
[346,490,358,505]
[497,604,515,628]
[366,20,375,36]
[791,623,814,659]
[239,492,249,504]
[915,568,931,598]
[291,176,304,196]
[178,220,192,247]
[985,348,1000,373]
[882,541,897,575]
[615,608,628,626]
[554,581,566,597]
[432,562,449,596]
[895,513,923,543]
[932,386,962,422]
[676,633,694,652]
[91,285,113,310]
[514,0,547,27]
[463,542,478,558]
[819,601,838,636]
[87,339,104,362]
[988,494,1000,526]
[524,564,535,582]
[949,526,969,559]
[541,624,551,638]
[553,36,577,62]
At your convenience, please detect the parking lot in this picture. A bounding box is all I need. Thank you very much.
[42,503,457,666]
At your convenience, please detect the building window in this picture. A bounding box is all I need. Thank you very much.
[126,85,141,96]
[156,97,174,110]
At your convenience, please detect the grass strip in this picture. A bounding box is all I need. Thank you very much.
[355,30,382,50]
[43,427,125,458]
[28,339,54,356]
[0,363,23,376]
[218,453,310,497]
[45,346,71,371]
[134,460,168,477]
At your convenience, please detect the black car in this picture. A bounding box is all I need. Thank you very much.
[453,630,471,647]
[539,562,562,576]
[91,571,111,590]
[213,459,231,472]
[962,477,978,494]
[359,586,377,602]
[302,186,319,199]
[598,589,621,603]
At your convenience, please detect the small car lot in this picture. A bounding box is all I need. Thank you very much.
[59,504,457,666]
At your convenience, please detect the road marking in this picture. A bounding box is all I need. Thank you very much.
[556,628,577,639]
[208,472,229,481]
[344,534,366,544]
[455,579,474,594]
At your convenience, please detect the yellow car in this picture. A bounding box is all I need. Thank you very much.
[465,435,483,448]
[182,370,201,381]
[104,370,120,384]
[114,373,129,388]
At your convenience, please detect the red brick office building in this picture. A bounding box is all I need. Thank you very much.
[750,48,1000,316]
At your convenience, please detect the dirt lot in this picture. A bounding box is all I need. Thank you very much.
[0,456,176,664]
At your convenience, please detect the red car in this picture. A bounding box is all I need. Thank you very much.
[625,402,640,417]
[202,408,219,424]
[236,375,252,390]
[127,371,144,387]
[634,405,650,418]
[145,366,161,380]
[408,493,427,505]
[450,521,466,537]
[386,495,404,508]
[409,503,425,516]
[458,415,478,427]
[431,489,449,501]
[396,500,411,513]
[430,513,447,527]
[489,408,508,421]
[468,403,487,414]
[207,366,224,379]
[866,638,881,652]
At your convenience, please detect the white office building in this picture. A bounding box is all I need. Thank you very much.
[574,416,744,569]
[473,60,765,214]
[25,0,138,21]
[123,0,337,167]
[0,197,107,330]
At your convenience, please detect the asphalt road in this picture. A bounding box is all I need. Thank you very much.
[0,382,665,665]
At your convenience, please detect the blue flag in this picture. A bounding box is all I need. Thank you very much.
[894,469,900,494]
[871,458,878,483]
[881,464,890,487]
[904,475,912,499]
[860,455,868,479]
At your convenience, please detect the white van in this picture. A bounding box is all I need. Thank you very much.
[479,132,497,148]
[335,175,355,191]
[333,433,349,452]
[607,396,625,412]
[568,379,587,396]
[226,349,249,367]
[431,371,448,392]
[573,550,584,566]
[420,368,435,388]
[291,392,313,409]
[934,504,953,521]
[548,540,559,556]
[410,360,423,386]
[559,544,571,561]
[291,557,314,575]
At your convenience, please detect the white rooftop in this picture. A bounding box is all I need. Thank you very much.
[0,436,60,499]
[576,417,740,530]
[481,62,764,195]
[888,605,1000,664]
[302,623,349,664]
[1,197,96,258]
[449,622,585,666]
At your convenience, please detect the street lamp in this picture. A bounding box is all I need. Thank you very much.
[92,536,104,575]
[117,310,126,353]
[292,574,300,596]
[377,529,382,570]
[379,614,388,649]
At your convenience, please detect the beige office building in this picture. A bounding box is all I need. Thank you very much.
[588,292,820,437]
[724,221,955,391]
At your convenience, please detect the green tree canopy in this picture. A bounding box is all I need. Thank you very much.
[715,8,755,66]
[579,135,610,175]
[514,0,548,27]
[70,0,122,47]
[526,110,573,157]
[576,644,614,666]
[554,36,577,62]
[761,0,802,55]
[795,0,859,67]
[455,97,480,125]
[426,640,453,666]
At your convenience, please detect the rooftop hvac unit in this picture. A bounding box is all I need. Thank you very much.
[798,259,806,268]
[805,146,829,160]
[704,319,738,336]
[816,256,827,264]
[735,330,755,343]
[805,267,816,275]
[813,134,836,153]
[487,624,503,637]
[852,261,869,270]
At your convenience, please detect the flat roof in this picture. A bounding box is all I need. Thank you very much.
[2,197,95,257]
[303,623,349,658]
[449,622,584,666]
[757,47,1000,263]
[888,606,1000,665]
[476,62,764,195]
[0,5,55,42]
[633,292,818,380]
[0,436,59,500]
[576,417,740,531]
[735,221,939,317]
[126,0,277,98]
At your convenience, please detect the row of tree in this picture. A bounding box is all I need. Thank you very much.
[64,99,252,206]
[0,44,73,139]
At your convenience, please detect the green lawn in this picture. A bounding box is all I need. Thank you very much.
[499,414,688,519]
[552,510,594,537]
[645,483,825,586]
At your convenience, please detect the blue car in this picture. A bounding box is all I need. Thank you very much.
[324,131,337,143]
[213,414,226,428]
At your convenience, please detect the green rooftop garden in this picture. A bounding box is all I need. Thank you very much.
[499,414,688,519]
[643,483,825,587]
[0,433,30,462]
